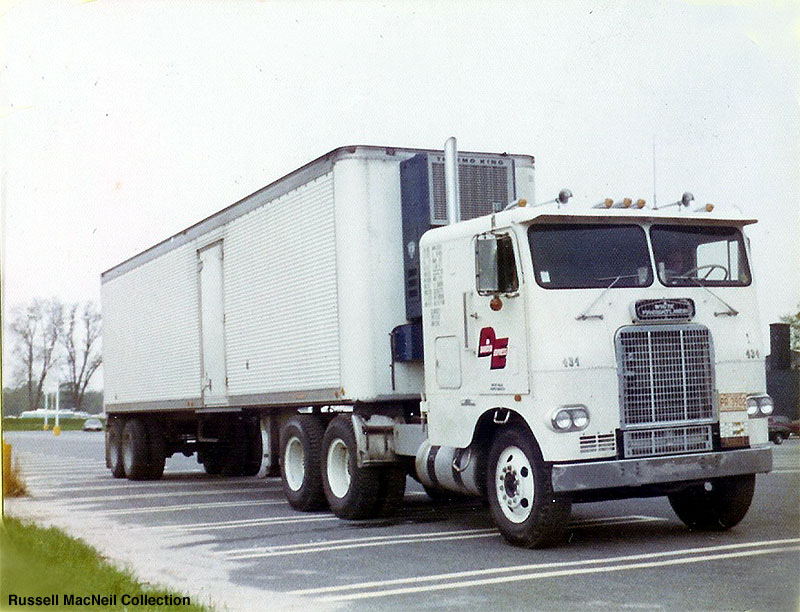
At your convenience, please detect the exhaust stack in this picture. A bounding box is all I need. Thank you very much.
[444,137,460,225]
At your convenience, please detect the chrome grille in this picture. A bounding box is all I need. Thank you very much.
[617,325,714,426]
[624,425,713,458]
[579,433,616,454]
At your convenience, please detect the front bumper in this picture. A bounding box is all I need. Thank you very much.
[551,446,772,493]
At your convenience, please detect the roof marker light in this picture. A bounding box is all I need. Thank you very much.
[636,199,646,209]
[604,198,613,208]
[622,197,632,208]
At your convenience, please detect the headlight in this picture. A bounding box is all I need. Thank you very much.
[551,406,590,432]
[746,395,773,418]
[553,410,573,430]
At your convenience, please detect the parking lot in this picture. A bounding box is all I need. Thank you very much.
[4,430,799,611]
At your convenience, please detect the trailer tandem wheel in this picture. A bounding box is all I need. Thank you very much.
[106,418,126,478]
[486,427,571,548]
[667,474,756,531]
[122,419,152,481]
[321,415,382,520]
[280,414,327,511]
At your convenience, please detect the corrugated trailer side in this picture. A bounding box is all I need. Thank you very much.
[101,144,535,498]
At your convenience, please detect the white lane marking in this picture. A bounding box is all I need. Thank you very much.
[63,488,277,504]
[288,538,800,599]
[770,469,800,474]
[224,527,499,557]
[140,515,340,532]
[99,499,287,515]
[33,480,273,494]
[224,516,666,559]
[316,545,800,602]
[228,530,502,560]
[16,461,105,467]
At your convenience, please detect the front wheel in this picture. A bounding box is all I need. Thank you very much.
[772,432,784,445]
[486,427,571,548]
[668,475,755,531]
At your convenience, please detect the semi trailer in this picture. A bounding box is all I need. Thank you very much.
[102,140,772,547]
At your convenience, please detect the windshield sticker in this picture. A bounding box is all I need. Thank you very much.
[540,271,551,283]
[478,327,508,370]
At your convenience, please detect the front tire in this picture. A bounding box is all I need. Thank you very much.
[321,415,381,520]
[668,475,756,531]
[486,427,571,548]
[280,415,327,511]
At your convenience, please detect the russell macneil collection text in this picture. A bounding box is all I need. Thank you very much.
[8,594,192,607]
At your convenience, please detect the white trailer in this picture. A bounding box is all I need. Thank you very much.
[103,142,772,547]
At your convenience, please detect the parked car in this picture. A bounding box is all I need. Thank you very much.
[82,418,104,432]
[768,416,797,444]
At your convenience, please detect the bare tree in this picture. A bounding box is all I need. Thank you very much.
[9,298,65,412]
[60,301,102,412]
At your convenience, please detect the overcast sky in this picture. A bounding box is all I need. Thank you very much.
[1,0,799,386]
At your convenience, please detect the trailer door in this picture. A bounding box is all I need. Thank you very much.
[198,242,228,406]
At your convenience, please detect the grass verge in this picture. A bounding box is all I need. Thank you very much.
[0,517,211,611]
[2,418,97,432]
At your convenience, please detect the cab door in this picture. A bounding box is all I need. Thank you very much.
[464,231,529,396]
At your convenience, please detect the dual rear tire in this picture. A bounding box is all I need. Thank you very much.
[280,414,406,519]
[106,417,166,480]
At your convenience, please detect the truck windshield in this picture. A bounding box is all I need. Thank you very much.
[528,224,652,289]
[650,225,751,286]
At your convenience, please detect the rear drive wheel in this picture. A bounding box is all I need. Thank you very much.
[241,417,263,476]
[280,415,327,511]
[375,465,407,517]
[144,420,166,480]
[321,415,381,519]
[122,419,151,481]
[106,418,125,478]
[486,427,571,548]
[668,475,755,531]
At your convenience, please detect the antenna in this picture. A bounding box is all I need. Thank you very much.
[652,135,657,210]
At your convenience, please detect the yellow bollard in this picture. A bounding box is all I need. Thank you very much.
[3,440,11,486]
[53,426,61,436]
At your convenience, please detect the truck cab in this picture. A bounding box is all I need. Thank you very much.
[419,201,772,546]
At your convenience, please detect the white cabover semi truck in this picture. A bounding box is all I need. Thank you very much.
[103,140,772,547]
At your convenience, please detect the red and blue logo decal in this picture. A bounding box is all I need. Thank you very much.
[478,327,508,370]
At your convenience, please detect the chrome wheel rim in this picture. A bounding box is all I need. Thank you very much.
[495,445,534,523]
[284,435,305,492]
[326,438,351,499]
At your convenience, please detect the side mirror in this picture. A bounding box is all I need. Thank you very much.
[476,233,518,295]
[476,235,500,294]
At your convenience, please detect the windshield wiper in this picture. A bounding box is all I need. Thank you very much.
[676,275,739,317]
[575,274,641,321]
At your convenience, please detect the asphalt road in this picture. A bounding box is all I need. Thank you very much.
[4,430,799,611]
